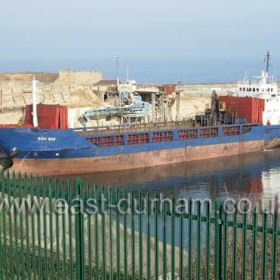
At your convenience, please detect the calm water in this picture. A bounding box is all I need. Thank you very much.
[63,148,280,201]
[57,150,280,245]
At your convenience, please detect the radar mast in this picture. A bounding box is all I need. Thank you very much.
[264,51,271,73]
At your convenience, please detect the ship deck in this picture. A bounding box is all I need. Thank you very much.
[74,120,194,136]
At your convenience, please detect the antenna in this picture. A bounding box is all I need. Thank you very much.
[114,56,120,90]
[264,50,271,73]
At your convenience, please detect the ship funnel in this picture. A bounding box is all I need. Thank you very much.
[32,75,38,127]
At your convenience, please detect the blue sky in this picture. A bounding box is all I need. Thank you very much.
[0,0,279,83]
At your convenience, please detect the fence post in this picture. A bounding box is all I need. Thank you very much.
[214,200,223,280]
[75,178,84,280]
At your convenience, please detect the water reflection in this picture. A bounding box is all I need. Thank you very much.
[62,149,280,201]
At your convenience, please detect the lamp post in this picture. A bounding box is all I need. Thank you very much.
[114,55,120,90]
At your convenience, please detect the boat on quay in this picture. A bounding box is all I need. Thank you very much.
[0,53,279,176]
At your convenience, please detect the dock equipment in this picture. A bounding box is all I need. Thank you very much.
[82,92,151,124]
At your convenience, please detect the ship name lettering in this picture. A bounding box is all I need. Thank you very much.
[38,137,56,141]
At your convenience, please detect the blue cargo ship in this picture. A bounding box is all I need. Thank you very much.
[0,122,280,175]
[0,53,279,176]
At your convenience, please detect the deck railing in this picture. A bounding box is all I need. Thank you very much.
[83,124,258,147]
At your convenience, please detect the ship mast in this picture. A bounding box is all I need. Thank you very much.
[264,51,271,73]
[32,75,38,127]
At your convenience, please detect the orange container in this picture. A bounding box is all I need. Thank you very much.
[24,104,68,129]
[219,96,264,124]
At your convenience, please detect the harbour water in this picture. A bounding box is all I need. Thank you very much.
[63,148,280,202]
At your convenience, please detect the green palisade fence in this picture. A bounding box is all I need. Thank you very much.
[0,170,279,279]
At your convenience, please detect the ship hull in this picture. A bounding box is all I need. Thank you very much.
[8,139,265,175]
[1,123,280,176]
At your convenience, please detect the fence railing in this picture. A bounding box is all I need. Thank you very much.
[0,170,279,279]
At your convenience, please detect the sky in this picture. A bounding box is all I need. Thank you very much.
[0,0,279,83]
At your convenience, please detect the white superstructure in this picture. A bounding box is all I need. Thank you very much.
[234,52,279,125]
